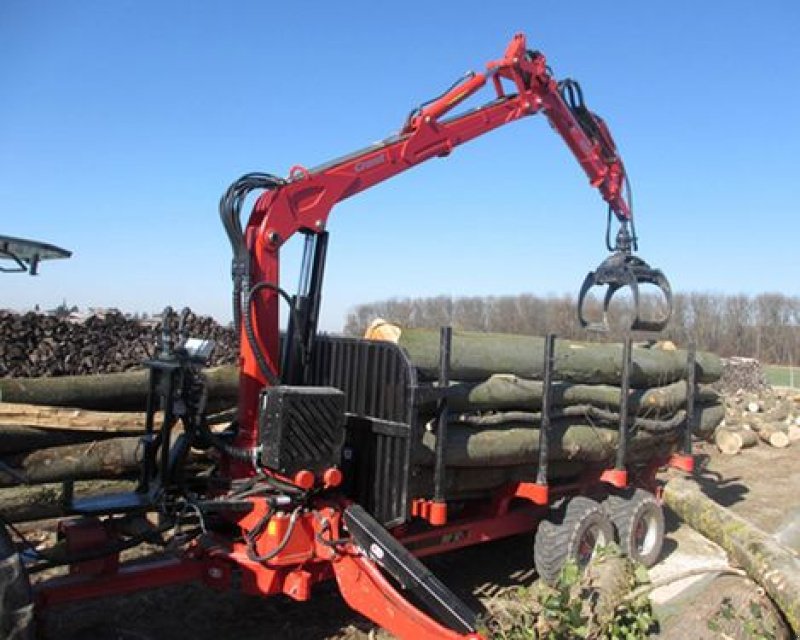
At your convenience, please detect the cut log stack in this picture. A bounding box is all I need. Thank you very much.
[367,326,727,495]
[0,313,730,520]
[715,385,800,454]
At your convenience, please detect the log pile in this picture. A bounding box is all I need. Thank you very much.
[366,325,726,495]
[0,310,238,378]
[0,309,242,521]
[714,386,800,454]
[0,318,728,519]
[715,356,769,394]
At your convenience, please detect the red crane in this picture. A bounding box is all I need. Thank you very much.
[13,33,684,640]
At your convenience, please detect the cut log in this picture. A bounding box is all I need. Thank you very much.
[417,420,680,468]
[392,328,722,386]
[444,375,720,415]
[788,424,800,443]
[750,422,790,448]
[663,476,800,634]
[0,402,156,430]
[456,405,688,433]
[417,401,724,468]
[715,427,758,455]
[0,480,137,523]
[0,424,137,455]
[0,437,144,487]
[693,403,728,440]
[0,365,239,410]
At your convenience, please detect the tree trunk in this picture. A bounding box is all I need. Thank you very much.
[0,402,156,430]
[395,328,722,386]
[715,427,758,455]
[0,437,144,486]
[416,402,723,468]
[663,476,800,635]
[0,365,239,410]
[444,375,720,415]
[0,480,136,522]
[0,424,134,455]
[417,421,676,468]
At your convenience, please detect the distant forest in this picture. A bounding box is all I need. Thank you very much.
[343,292,800,366]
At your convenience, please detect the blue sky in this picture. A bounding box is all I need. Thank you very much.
[2,1,799,331]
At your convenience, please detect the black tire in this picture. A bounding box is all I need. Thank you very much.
[604,488,665,567]
[0,525,34,640]
[534,496,615,585]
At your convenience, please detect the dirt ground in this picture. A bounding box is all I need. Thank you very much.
[32,395,800,640]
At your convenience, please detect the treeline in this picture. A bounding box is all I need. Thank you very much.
[343,292,800,365]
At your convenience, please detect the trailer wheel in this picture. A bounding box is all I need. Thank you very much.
[604,489,664,567]
[534,496,614,585]
[0,525,34,640]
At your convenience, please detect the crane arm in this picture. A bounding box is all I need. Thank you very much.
[222,32,670,463]
[247,33,629,247]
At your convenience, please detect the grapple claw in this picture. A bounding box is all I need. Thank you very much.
[577,252,672,332]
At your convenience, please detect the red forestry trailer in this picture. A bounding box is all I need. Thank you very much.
[0,33,689,639]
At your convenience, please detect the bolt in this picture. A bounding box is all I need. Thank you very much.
[268,231,281,245]
[315,219,324,230]
[208,567,223,579]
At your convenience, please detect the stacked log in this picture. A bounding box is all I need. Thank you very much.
[0,318,728,519]
[716,386,800,454]
[715,356,769,394]
[368,326,726,495]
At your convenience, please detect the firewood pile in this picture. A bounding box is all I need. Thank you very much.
[714,387,800,454]
[0,310,238,378]
[715,356,770,394]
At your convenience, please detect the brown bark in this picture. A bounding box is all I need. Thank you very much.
[0,480,137,522]
[0,365,238,410]
[663,476,800,635]
[395,328,722,386]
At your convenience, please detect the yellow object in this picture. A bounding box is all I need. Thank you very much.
[364,318,402,344]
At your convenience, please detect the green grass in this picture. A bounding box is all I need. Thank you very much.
[765,365,800,388]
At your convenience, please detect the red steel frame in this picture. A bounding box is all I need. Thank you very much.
[31,33,687,640]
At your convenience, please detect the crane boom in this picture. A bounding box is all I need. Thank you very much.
[220,32,672,465]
